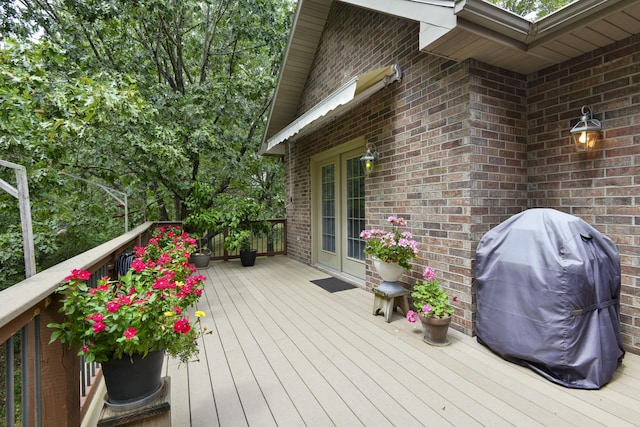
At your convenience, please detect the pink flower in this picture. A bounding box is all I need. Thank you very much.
[124,327,137,339]
[131,258,147,272]
[388,216,407,226]
[157,253,172,265]
[173,318,191,334]
[86,313,105,322]
[422,304,432,314]
[64,269,91,281]
[82,345,89,353]
[406,310,418,323]
[422,267,437,281]
[92,322,106,334]
[106,301,120,313]
[152,277,169,290]
[118,295,132,305]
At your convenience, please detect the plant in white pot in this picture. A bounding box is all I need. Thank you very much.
[360,216,419,288]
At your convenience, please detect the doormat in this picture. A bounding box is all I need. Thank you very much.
[310,277,356,293]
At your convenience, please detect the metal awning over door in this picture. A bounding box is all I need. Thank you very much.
[261,64,401,155]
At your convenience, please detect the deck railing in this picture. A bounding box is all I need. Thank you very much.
[0,219,285,426]
[207,219,287,260]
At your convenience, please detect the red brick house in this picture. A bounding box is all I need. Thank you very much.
[260,0,640,353]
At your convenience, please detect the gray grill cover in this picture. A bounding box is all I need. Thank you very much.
[475,209,624,389]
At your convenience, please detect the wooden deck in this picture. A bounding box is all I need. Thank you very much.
[165,256,640,427]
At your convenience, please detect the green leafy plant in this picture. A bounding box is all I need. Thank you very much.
[216,195,270,254]
[407,266,457,321]
[48,226,208,363]
[360,216,419,270]
[224,229,252,252]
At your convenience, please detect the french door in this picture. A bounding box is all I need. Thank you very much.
[313,143,366,279]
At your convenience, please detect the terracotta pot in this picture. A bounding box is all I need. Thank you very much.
[372,257,405,282]
[101,350,165,406]
[419,315,452,346]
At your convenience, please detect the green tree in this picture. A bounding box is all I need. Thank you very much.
[0,0,293,286]
[487,0,570,19]
[0,39,153,287]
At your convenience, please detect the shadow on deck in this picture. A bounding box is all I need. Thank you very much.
[161,256,640,427]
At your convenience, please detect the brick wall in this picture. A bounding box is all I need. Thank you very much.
[527,33,640,351]
[467,61,529,329]
[284,2,640,352]
[288,3,482,334]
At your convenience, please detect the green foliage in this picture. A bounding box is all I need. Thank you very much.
[47,226,207,363]
[0,0,293,287]
[411,267,455,319]
[487,0,571,19]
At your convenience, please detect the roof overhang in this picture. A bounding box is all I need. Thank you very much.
[261,0,640,155]
[260,64,402,155]
[419,0,640,73]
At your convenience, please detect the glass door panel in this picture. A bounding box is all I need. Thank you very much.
[321,164,336,253]
[342,152,365,277]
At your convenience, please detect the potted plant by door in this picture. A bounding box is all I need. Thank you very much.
[48,226,208,407]
[406,266,457,346]
[360,216,419,292]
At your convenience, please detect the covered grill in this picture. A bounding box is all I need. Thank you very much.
[475,209,625,389]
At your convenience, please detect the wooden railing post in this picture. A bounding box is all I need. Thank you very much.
[40,295,80,427]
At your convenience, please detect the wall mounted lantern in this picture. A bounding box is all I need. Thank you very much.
[360,143,380,174]
[570,105,602,152]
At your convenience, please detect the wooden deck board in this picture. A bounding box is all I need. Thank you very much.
[167,256,640,426]
[212,263,331,426]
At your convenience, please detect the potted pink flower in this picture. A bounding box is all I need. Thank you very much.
[361,216,419,286]
[406,266,457,345]
[48,226,208,404]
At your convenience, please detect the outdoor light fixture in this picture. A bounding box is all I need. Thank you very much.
[570,105,602,152]
[360,143,380,173]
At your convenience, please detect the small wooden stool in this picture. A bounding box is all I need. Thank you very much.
[372,287,411,323]
[98,377,171,427]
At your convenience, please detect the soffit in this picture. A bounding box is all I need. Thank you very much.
[422,0,640,74]
[263,0,333,145]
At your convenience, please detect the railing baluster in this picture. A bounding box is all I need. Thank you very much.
[34,317,42,427]
[80,354,87,397]
[6,337,15,427]
[21,325,29,427]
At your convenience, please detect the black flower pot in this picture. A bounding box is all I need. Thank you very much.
[240,249,257,267]
[101,350,165,406]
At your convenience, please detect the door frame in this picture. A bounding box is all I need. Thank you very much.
[310,137,366,278]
